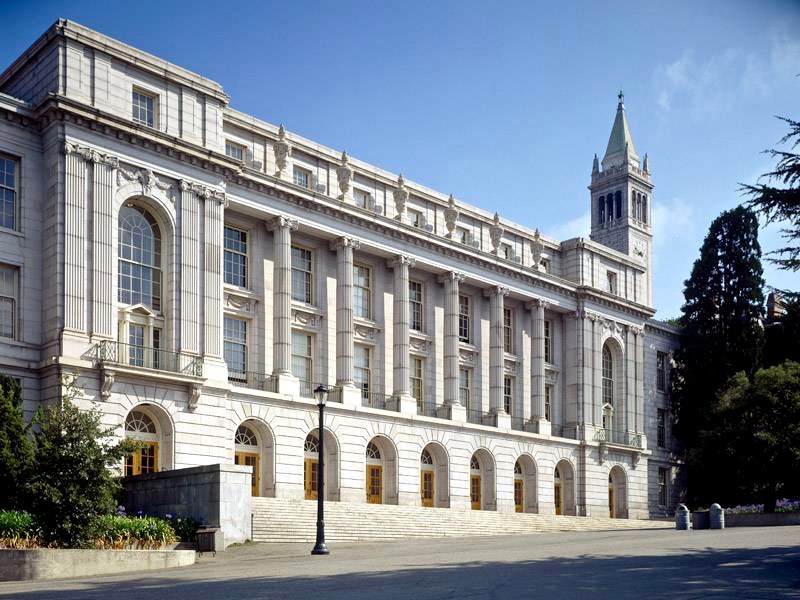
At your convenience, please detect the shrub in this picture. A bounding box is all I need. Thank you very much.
[163,514,201,543]
[0,510,40,548]
[91,515,178,549]
[0,375,33,510]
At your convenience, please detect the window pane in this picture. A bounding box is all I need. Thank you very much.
[291,247,313,303]
[224,227,248,287]
[118,206,162,310]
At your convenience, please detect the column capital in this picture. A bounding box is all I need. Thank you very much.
[64,140,119,167]
[437,271,465,285]
[629,324,644,336]
[525,297,549,311]
[178,179,227,205]
[388,255,416,269]
[268,215,299,232]
[330,236,361,252]
[483,285,510,299]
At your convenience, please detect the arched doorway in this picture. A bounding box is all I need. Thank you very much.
[554,459,576,516]
[234,423,261,496]
[420,449,434,507]
[364,436,398,505]
[303,429,340,501]
[514,455,538,513]
[421,442,449,508]
[470,449,496,511]
[124,409,159,476]
[609,466,627,518]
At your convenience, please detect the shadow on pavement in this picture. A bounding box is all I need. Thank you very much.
[1,544,799,599]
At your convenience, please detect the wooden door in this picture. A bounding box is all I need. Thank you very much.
[470,474,481,510]
[366,465,383,504]
[235,452,260,497]
[608,486,615,518]
[304,458,319,500]
[514,480,523,513]
[125,442,159,477]
[554,482,562,515]
[421,470,434,507]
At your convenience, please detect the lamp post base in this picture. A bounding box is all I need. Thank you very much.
[311,542,330,555]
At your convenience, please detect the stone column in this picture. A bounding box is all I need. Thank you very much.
[63,142,88,338]
[388,255,417,414]
[486,286,510,427]
[270,216,299,396]
[179,182,201,354]
[437,272,466,421]
[530,298,550,434]
[634,325,647,446]
[199,186,228,383]
[90,151,118,339]
[593,315,604,430]
[333,237,361,406]
[625,325,637,434]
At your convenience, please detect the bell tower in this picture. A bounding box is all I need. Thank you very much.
[589,92,653,268]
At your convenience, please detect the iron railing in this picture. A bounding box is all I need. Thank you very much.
[228,370,275,392]
[362,392,392,410]
[510,416,527,431]
[594,428,643,449]
[298,379,315,399]
[416,402,438,417]
[466,407,491,425]
[97,341,203,377]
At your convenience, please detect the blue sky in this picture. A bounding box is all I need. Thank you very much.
[1,0,798,318]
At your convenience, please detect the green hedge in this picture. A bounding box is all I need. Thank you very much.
[0,510,40,548]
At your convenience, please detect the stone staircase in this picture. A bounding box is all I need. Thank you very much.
[251,497,671,543]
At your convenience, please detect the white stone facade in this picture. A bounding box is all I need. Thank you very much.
[0,20,680,520]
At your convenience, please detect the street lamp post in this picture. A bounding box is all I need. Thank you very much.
[311,384,330,555]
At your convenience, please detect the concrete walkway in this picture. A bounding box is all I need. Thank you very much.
[1,526,798,599]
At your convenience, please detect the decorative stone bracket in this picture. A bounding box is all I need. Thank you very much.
[100,367,115,401]
[187,384,202,411]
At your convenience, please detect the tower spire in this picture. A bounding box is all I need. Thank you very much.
[602,92,638,170]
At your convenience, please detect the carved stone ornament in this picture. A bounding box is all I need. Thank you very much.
[269,215,299,231]
[179,179,227,206]
[545,367,559,385]
[503,361,517,375]
[225,293,253,313]
[490,212,504,253]
[64,141,119,167]
[188,384,202,411]
[335,151,353,197]
[392,174,409,218]
[292,308,320,328]
[117,165,177,201]
[444,194,459,237]
[100,368,115,401]
[354,325,376,341]
[410,338,429,354]
[531,229,545,271]
[459,349,475,365]
[274,124,292,174]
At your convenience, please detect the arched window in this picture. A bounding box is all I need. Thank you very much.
[602,345,613,407]
[235,424,258,447]
[641,195,648,224]
[304,433,319,454]
[598,197,606,224]
[606,197,614,223]
[234,424,260,496]
[366,442,381,460]
[420,449,432,465]
[514,461,522,476]
[470,455,480,471]
[614,191,622,219]
[124,409,159,476]
[119,205,162,311]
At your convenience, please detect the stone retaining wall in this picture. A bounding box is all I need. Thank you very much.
[725,513,800,527]
[0,549,196,581]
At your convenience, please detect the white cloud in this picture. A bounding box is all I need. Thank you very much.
[546,210,590,241]
[652,196,694,249]
[654,33,800,117]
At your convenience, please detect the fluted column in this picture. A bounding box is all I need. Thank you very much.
[487,286,509,414]
[625,326,636,434]
[90,152,118,339]
[203,191,226,360]
[271,216,298,377]
[439,271,464,406]
[530,298,550,434]
[64,142,88,334]
[634,326,646,441]
[179,182,201,353]
[333,237,359,387]
[390,255,415,399]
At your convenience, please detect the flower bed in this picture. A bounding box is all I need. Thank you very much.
[725,499,800,514]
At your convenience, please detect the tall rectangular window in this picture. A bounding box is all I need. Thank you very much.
[544,384,552,421]
[291,246,313,304]
[224,317,247,382]
[544,320,552,364]
[291,331,313,382]
[607,271,617,295]
[658,467,669,507]
[500,243,513,261]
[293,166,311,189]
[503,307,513,354]
[224,226,247,287]
[409,280,424,332]
[408,208,423,228]
[459,368,471,407]
[503,376,514,415]
[225,140,245,161]
[0,155,18,230]
[131,89,155,127]
[0,265,17,339]
[353,265,371,319]
[657,351,667,392]
[456,226,470,245]
[354,345,371,399]
[410,357,424,403]
[657,408,666,448]
[458,295,471,343]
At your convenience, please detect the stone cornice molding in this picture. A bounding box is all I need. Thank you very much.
[268,215,298,232]
[330,236,360,252]
[64,140,119,167]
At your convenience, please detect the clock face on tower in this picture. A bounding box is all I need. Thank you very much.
[633,240,647,260]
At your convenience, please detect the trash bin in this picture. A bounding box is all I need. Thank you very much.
[196,527,221,555]
[675,504,692,530]
[710,503,725,529]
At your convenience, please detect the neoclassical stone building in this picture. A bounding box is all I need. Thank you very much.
[0,20,680,519]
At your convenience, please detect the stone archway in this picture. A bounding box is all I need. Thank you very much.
[123,403,173,475]
[515,454,538,514]
[421,442,450,508]
[554,459,576,516]
[470,448,496,511]
[609,465,627,518]
[365,435,398,505]
[304,427,340,501]
[234,419,275,497]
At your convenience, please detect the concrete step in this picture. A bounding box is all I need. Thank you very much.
[250,497,671,543]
